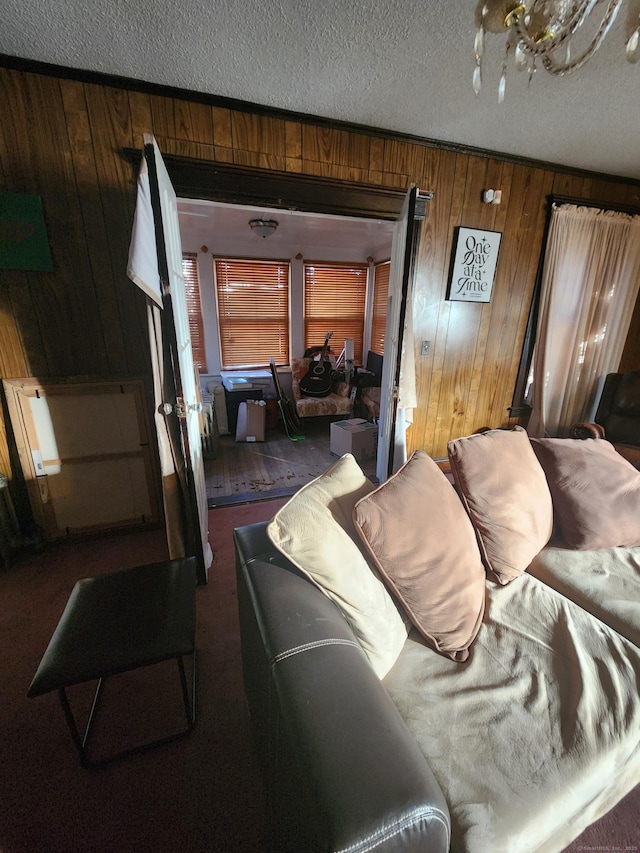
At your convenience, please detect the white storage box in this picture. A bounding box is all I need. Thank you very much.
[235,400,266,442]
[223,376,253,392]
[330,418,378,461]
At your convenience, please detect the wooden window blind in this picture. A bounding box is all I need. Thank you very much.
[303,262,368,364]
[181,254,207,372]
[371,260,390,356]
[214,258,290,369]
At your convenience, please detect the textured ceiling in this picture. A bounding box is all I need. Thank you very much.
[3,0,640,180]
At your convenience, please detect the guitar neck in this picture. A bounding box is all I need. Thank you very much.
[318,332,333,361]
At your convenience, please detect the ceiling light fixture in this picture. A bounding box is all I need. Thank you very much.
[249,218,279,238]
[474,1,640,102]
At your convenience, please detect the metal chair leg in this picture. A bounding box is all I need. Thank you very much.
[58,651,197,769]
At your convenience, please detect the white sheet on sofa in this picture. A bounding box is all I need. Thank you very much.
[527,544,640,647]
[382,573,640,853]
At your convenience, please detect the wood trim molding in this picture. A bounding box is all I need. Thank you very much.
[3,53,640,187]
[551,194,640,216]
[121,148,431,220]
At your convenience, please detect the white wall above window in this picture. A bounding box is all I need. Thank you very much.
[178,200,394,261]
[178,200,393,376]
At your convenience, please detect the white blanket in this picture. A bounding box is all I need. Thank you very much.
[527,544,640,647]
[383,573,640,853]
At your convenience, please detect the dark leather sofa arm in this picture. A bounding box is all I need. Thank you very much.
[235,521,451,853]
[569,421,606,440]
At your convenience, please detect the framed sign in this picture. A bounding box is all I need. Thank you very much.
[448,227,501,303]
[0,193,53,271]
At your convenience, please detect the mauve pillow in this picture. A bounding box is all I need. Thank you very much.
[352,450,485,662]
[448,427,554,584]
[530,437,640,550]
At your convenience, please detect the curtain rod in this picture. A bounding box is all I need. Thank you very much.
[551,194,640,216]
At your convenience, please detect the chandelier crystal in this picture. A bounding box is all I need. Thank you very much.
[473,1,640,102]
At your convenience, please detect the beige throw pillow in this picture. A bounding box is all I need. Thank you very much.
[531,437,640,550]
[352,450,485,662]
[448,427,554,584]
[267,453,409,679]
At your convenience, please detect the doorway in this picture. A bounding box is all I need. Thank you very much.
[205,418,377,507]
[178,200,394,504]
[119,149,428,505]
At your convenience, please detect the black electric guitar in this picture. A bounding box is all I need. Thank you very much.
[269,358,304,441]
[299,332,334,397]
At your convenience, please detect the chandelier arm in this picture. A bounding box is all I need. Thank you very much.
[473,0,629,97]
[540,0,623,74]
[508,1,599,57]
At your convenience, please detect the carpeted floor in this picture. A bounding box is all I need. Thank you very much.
[1,497,638,852]
[0,498,286,853]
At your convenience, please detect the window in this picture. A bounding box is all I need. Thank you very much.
[371,261,390,356]
[214,258,290,369]
[303,262,368,364]
[181,254,207,372]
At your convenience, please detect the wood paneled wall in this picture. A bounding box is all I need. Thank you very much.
[1,65,640,493]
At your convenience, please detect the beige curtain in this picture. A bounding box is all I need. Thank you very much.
[528,203,640,437]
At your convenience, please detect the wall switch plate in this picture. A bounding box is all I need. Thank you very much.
[31,449,45,476]
[421,340,431,356]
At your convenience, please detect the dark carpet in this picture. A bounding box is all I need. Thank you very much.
[0,498,286,853]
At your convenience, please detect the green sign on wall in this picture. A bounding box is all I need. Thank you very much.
[0,193,53,271]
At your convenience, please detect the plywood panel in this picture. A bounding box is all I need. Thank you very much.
[47,457,152,533]
[0,73,81,377]
[149,94,216,143]
[212,106,233,148]
[369,137,385,174]
[230,111,286,159]
[284,120,302,160]
[3,378,161,540]
[83,82,149,376]
[461,160,515,437]
[59,79,118,376]
[422,153,470,457]
[411,154,559,459]
[410,147,457,458]
[301,125,370,170]
[472,166,554,431]
[300,160,369,183]
[129,90,153,145]
[382,139,427,182]
[1,63,640,515]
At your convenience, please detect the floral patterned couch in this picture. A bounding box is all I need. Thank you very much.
[361,385,380,420]
[291,357,353,419]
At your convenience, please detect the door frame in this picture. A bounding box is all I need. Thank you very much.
[142,138,211,584]
[123,150,431,486]
[122,150,429,222]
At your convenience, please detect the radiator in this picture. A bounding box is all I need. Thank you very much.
[212,384,228,435]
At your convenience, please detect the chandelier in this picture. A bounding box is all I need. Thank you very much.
[473,1,640,101]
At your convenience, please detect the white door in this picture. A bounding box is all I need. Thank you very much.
[133,135,212,582]
[376,185,420,483]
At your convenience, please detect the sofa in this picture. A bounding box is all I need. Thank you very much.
[360,384,381,420]
[290,357,353,419]
[356,351,383,420]
[234,427,640,853]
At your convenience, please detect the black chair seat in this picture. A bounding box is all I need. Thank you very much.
[571,371,640,470]
[28,557,197,767]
